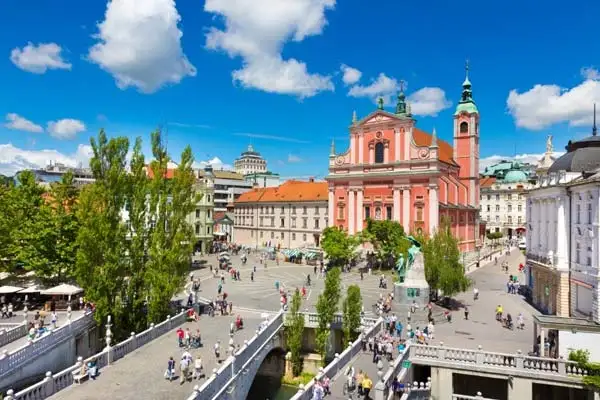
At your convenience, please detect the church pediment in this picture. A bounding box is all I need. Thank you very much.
[357,110,399,126]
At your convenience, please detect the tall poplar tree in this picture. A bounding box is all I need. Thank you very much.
[315,266,342,363]
[75,130,130,333]
[342,285,363,343]
[286,289,305,377]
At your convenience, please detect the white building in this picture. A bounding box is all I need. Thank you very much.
[244,172,281,188]
[213,170,253,212]
[526,115,600,361]
[480,161,535,238]
[234,145,267,176]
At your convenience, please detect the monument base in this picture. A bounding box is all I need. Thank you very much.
[394,282,430,308]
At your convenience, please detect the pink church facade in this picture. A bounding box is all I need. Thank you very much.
[326,72,481,252]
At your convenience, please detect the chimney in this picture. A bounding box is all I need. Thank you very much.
[309,177,315,183]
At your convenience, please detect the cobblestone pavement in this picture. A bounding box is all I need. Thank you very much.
[0,310,86,353]
[49,310,273,400]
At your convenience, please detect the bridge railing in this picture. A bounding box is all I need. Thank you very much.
[409,343,591,378]
[186,310,284,400]
[5,310,188,400]
[0,323,27,348]
[0,311,95,379]
[290,317,384,400]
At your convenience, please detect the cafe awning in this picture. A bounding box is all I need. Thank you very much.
[41,284,84,296]
[0,285,24,294]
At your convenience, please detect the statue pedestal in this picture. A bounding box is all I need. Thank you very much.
[394,252,430,307]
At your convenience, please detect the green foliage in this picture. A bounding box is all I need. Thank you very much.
[342,285,363,343]
[281,372,315,386]
[286,289,305,377]
[315,266,342,363]
[16,172,80,284]
[569,349,600,389]
[320,227,358,267]
[486,231,503,244]
[361,220,409,267]
[418,220,471,298]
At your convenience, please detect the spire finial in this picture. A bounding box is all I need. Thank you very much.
[399,80,406,93]
[352,110,357,124]
[593,103,597,137]
[431,127,438,147]
[377,97,384,110]
[465,59,470,80]
[330,139,336,156]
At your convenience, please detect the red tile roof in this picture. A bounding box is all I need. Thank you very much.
[480,177,497,187]
[236,180,328,203]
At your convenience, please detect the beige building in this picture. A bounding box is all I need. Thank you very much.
[190,165,215,254]
[233,179,329,249]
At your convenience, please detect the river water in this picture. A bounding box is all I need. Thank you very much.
[247,375,298,400]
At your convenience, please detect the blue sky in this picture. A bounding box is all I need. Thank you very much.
[1,0,599,178]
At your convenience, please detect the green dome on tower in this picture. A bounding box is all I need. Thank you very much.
[503,170,528,183]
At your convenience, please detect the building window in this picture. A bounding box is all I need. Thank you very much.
[460,214,465,224]
[496,194,500,201]
[207,210,211,219]
[518,216,522,224]
[303,218,308,228]
[518,204,522,212]
[588,257,592,267]
[416,207,423,222]
[507,204,512,212]
[271,232,274,239]
[577,204,581,224]
[195,224,200,235]
[588,203,593,224]
[292,206,296,214]
[292,218,297,228]
[460,122,468,134]
[303,206,307,214]
[207,195,211,203]
[576,243,581,264]
[386,206,392,220]
[281,232,284,239]
[314,219,319,229]
[508,216,512,224]
[487,195,491,200]
[271,206,274,214]
[260,206,264,214]
[292,233,296,240]
[315,206,319,215]
[337,206,344,219]
[365,206,371,219]
[281,206,285,213]
[495,215,499,222]
[303,233,307,241]
[270,217,275,227]
[196,209,200,218]
[280,218,285,228]
[260,217,264,227]
[207,226,211,235]
[375,142,384,163]
[496,205,500,212]
[487,205,490,212]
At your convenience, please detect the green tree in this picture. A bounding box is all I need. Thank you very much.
[315,266,342,363]
[419,220,471,299]
[145,131,198,323]
[342,285,363,343]
[361,220,410,268]
[286,288,305,377]
[75,130,130,336]
[16,172,79,284]
[569,349,600,388]
[320,227,358,267]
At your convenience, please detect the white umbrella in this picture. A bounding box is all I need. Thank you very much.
[40,284,83,296]
[18,285,43,294]
[0,285,24,294]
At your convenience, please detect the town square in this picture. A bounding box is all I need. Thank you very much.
[1,1,600,400]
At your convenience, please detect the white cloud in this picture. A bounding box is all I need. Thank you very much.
[194,156,233,171]
[506,69,600,130]
[340,64,361,85]
[0,143,93,176]
[581,67,600,81]
[204,0,335,98]
[479,152,564,173]
[4,113,44,133]
[10,42,71,74]
[348,73,399,104]
[88,0,196,93]
[47,119,86,140]
[287,154,302,163]
[407,87,452,117]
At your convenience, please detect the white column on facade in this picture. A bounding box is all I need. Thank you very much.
[429,184,439,234]
[540,199,546,254]
[393,187,401,222]
[358,133,364,164]
[328,188,335,224]
[356,190,363,233]
[394,129,401,161]
[402,187,410,233]
[350,135,356,164]
[556,196,568,270]
[384,145,389,163]
[369,146,374,164]
[348,189,355,235]
[404,129,411,161]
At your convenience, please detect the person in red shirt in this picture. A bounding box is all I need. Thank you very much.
[176,328,184,347]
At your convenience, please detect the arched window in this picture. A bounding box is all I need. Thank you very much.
[460,122,469,134]
[375,142,384,163]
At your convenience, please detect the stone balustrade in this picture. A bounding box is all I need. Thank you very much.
[0,311,95,379]
[186,310,285,400]
[5,310,188,400]
[284,312,378,329]
[409,343,590,379]
[452,393,496,400]
[290,317,384,400]
[0,323,27,348]
[397,380,431,400]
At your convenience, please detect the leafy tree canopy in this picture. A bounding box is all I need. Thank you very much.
[320,226,358,266]
[360,219,410,267]
[343,285,363,343]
